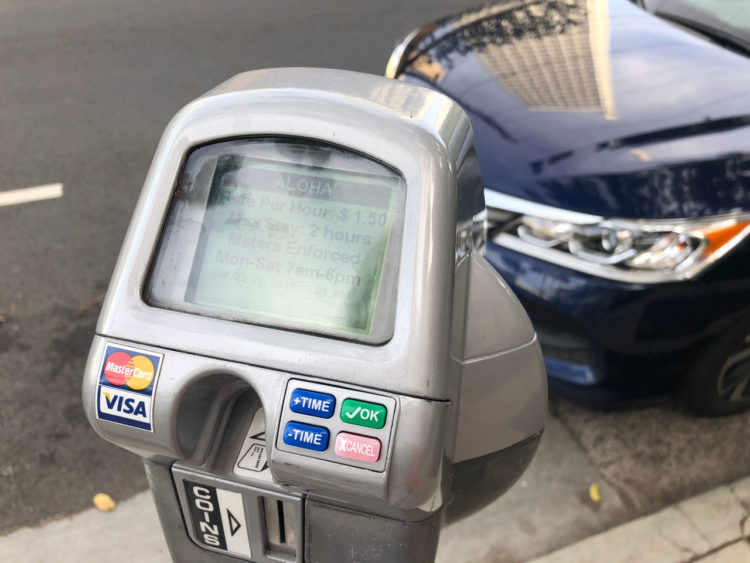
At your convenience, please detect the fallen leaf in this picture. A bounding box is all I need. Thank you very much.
[93,493,116,512]
[589,482,601,504]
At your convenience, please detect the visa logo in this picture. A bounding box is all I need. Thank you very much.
[97,385,153,429]
[103,391,147,417]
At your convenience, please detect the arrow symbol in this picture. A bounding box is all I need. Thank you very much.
[227,509,241,536]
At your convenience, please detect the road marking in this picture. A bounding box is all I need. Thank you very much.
[0,183,63,208]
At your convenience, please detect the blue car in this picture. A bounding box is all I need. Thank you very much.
[386,0,750,415]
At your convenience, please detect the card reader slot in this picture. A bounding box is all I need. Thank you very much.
[175,374,252,461]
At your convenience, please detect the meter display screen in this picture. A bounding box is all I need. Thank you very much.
[147,139,406,343]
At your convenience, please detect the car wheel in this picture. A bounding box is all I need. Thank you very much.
[678,322,750,416]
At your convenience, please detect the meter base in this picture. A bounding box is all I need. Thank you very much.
[446,430,542,523]
[145,460,442,563]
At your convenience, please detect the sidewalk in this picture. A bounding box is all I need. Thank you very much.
[0,474,747,562]
[532,478,750,563]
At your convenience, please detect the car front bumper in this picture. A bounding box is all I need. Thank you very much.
[485,240,747,404]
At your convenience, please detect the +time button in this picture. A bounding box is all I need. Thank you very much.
[289,388,336,419]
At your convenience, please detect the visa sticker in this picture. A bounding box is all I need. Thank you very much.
[96,343,163,431]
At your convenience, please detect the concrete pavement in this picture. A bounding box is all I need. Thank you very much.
[0,492,167,563]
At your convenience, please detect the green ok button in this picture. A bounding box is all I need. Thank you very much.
[340,399,387,429]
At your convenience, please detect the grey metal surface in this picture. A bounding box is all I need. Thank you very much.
[462,254,535,360]
[453,342,546,463]
[451,254,548,462]
[304,500,441,563]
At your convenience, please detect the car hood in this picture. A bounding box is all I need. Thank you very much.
[396,0,750,219]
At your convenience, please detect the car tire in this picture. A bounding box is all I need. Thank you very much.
[677,320,750,416]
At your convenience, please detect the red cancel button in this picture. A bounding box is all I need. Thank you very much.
[334,432,381,463]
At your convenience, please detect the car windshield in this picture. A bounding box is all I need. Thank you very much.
[641,0,750,53]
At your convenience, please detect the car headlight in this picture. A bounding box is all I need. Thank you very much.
[486,190,750,283]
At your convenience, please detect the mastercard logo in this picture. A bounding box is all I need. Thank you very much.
[103,351,155,391]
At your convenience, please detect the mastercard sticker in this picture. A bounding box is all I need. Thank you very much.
[96,343,164,431]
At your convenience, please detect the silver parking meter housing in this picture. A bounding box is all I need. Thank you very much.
[83,68,546,562]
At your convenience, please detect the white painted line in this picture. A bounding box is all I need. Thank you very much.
[0,183,64,208]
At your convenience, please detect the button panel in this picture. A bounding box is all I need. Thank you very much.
[289,388,335,419]
[276,380,396,472]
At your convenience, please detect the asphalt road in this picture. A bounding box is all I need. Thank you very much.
[0,0,748,546]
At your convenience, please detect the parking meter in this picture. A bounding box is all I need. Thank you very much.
[83,68,546,562]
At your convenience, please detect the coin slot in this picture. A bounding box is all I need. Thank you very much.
[262,496,297,558]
